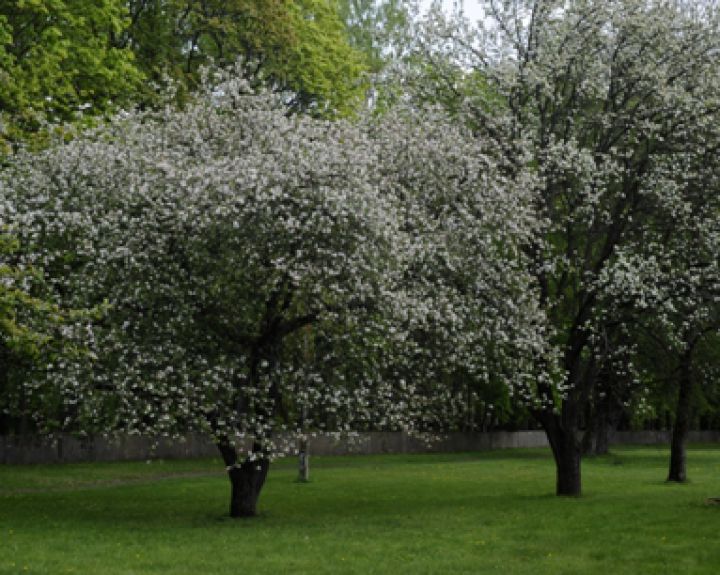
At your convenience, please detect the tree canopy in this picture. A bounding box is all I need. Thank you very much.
[0,0,143,151]
[1,65,541,513]
[414,0,720,494]
[0,0,371,152]
[120,0,369,116]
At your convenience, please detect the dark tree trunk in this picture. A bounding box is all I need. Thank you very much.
[217,440,270,517]
[553,429,582,496]
[582,367,615,457]
[594,406,610,456]
[581,427,594,456]
[228,457,270,517]
[594,389,612,456]
[581,401,595,456]
[668,348,694,483]
[538,412,582,496]
[542,354,593,495]
[297,438,309,482]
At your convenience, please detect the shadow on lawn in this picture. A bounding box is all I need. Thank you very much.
[287,448,555,469]
[0,474,529,530]
[588,447,720,469]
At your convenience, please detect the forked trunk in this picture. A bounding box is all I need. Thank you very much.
[668,349,693,483]
[217,440,270,517]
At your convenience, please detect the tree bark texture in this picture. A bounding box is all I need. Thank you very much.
[228,457,270,517]
[541,415,582,496]
[217,440,270,517]
[668,349,694,483]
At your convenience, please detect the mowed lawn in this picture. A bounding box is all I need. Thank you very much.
[1,446,719,574]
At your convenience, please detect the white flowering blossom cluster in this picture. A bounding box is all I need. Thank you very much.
[371,105,551,419]
[0,68,541,465]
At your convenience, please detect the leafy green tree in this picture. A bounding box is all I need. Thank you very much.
[122,0,369,116]
[1,75,411,516]
[0,0,144,151]
[0,230,100,434]
[337,0,410,72]
[1,68,539,516]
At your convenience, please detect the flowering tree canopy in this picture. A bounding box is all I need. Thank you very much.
[414,0,720,494]
[0,65,539,514]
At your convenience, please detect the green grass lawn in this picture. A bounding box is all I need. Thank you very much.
[1,446,719,574]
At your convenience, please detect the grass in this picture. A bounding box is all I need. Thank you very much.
[1,446,719,574]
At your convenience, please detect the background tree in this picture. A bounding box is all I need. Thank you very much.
[597,128,720,481]
[371,103,546,435]
[120,0,369,116]
[0,0,373,154]
[338,0,411,72]
[0,0,143,151]
[414,0,720,495]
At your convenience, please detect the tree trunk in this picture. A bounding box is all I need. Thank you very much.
[581,400,595,456]
[594,407,610,456]
[581,427,594,456]
[217,440,270,517]
[554,432,582,496]
[668,349,693,483]
[594,390,611,456]
[297,438,309,482]
[228,457,270,517]
[542,417,582,496]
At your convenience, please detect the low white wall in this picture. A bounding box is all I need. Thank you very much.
[1,430,718,464]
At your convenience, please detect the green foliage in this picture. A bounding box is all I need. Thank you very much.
[0,0,371,151]
[282,0,370,116]
[1,231,57,362]
[410,60,506,123]
[0,0,144,150]
[337,0,410,73]
[124,0,369,116]
[0,229,105,433]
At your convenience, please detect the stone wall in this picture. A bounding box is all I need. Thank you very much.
[1,430,719,464]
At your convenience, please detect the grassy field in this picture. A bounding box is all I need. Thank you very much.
[1,446,719,574]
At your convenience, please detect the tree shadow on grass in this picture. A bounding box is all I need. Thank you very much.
[0,473,534,531]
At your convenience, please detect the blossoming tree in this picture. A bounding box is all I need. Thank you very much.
[1,67,539,515]
[416,0,720,495]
